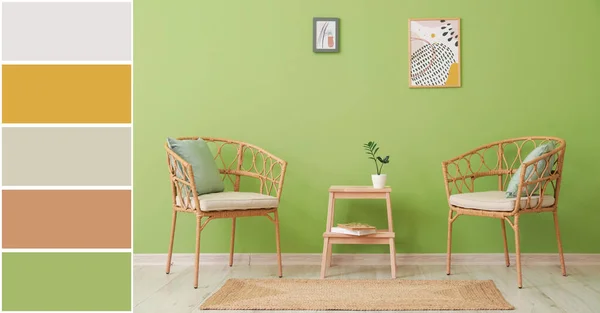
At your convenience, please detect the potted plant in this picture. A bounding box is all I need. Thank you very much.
[363,141,390,189]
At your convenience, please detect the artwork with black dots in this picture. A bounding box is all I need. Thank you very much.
[409,18,461,87]
[410,43,455,86]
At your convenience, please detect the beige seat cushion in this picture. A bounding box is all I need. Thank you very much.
[176,191,278,212]
[449,191,555,212]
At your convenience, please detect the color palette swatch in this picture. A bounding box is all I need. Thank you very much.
[2,2,131,61]
[2,0,132,311]
[3,190,131,249]
[3,253,131,311]
[3,65,131,123]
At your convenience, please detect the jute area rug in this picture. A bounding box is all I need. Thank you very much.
[200,279,514,311]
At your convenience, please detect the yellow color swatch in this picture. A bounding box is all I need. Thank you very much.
[2,65,131,123]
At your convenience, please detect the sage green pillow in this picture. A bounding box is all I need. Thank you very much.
[505,141,556,198]
[166,138,225,195]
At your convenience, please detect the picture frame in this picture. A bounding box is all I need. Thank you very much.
[408,18,461,88]
[313,17,340,53]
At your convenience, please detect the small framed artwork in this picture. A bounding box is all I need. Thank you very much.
[313,17,339,53]
[409,18,461,88]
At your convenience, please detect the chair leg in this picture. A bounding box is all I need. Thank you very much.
[229,218,236,267]
[514,215,523,288]
[553,211,567,276]
[274,211,283,278]
[446,210,454,275]
[501,218,510,267]
[193,215,202,289]
[166,211,178,274]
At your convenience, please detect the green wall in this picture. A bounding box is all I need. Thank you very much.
[134,0,600,254]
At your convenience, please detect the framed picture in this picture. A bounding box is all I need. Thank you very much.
[313,17,339,53]
[408,18,461,88]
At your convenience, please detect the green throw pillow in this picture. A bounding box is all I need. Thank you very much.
[166,138,225,195]
[505,141,557,198]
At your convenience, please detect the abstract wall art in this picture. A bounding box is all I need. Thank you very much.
[409,18,461,88]
[313,17,339,53]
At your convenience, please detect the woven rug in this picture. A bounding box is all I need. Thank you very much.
[200,278,514,311]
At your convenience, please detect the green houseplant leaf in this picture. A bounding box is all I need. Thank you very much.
[364,141,390,175]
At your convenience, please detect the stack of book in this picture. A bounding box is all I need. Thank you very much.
[331,223,377,236]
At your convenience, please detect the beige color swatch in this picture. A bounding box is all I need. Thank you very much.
[2,127,131,186]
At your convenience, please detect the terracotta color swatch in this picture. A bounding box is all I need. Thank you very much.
[3,190,131,248]
[2,65,131,123]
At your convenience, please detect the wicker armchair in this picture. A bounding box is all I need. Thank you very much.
[442,137,566,288]
[164,137,287,288]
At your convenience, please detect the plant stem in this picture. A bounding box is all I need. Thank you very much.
[370,152,380,175]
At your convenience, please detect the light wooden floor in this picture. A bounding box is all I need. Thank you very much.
[134,263,600,313]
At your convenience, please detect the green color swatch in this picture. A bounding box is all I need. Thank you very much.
[133,0,600,254]
[3,253,131,311]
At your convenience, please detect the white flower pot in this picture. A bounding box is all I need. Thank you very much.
[371,174,387,189]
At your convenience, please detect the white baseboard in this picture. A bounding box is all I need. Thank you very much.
[134,253,600,266]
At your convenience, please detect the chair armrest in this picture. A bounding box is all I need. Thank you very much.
[234,144,288,200]
[442,163,492,201]
[511,147,563,212]
[442,141,514,198]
